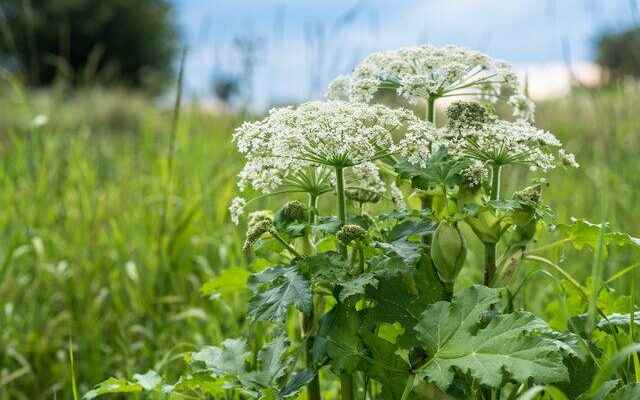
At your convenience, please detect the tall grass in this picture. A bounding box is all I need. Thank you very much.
[0,81,638,399]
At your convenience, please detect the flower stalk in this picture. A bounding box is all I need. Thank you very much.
[304,193,321,400]
[483,164,502,286]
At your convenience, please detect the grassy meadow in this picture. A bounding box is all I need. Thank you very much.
[0,81,638,399]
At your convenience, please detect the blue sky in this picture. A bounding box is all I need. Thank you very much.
[173,0,638,108]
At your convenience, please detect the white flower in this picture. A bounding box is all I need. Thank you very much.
[326,75,352,101]
[233,101,425,193]
[463,159,489,187]
[508,94,536,122]
[229,197,246,225]
[448,120,567,172]
[330,45,527,110]
[348,162,386,195]
[389,182,407,212]
[390,119,440,168]
[559,149,579,168]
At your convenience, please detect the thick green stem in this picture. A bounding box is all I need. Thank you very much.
[340,374,354,400]
[426,96,436,125]
[335,167,348,257]
[484,165,502,286]
[334,166,353,400]
[303,193,321,400]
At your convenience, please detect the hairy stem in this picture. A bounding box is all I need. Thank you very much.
[426,96,436,126]
[335,166,353,400]
[484,165,502,286]
[340,374,354,400]
[304,193,321,400]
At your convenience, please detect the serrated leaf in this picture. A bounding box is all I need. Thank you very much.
[556,219,640,254]
[248,267,312,323]
[172,373,225,395]
[279,370,315,398]
[83,378,142,399]
[374,238,421,265]
[597,312,640,332]
[395,147,467,190]
[360,330,411,400]
[243,336,289,387]
[339,272,378,301]
[313,303,364,373]
[416,285,568,390]
[201,267,250,296]
[387,218,436,242]
[133,370,161,390]
[192,338,249,377]
[365,257,447,347]
[608,384,640,400]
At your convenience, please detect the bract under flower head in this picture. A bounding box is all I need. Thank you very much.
[327,44,532,118]
[233,100,428,193]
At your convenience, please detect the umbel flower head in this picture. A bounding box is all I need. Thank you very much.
[433,101,577,173]
[345,162,386,204]
[233,100,431,192]
[327,44,531,118]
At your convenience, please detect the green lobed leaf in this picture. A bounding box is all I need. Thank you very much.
[132,370,161,391]
[242,336,289,388]
[365,256,447,347]
[360,330,412,400]
[415,285,568,390]
[191,338,249,377]
[339,272,379,301]
[556,218,640,254]
[279,370,315,398]
[201,266,250,296]
[248,266,312,323]
[83,378,143,399]
[607,384,640,400]
[313,303,364,373]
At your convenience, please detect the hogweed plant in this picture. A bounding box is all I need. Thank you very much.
[87,45,640,400]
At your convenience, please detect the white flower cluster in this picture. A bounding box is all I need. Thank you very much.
[349,162,386,195]
[327,45,530,116]
[447,120,575,172]
[389,182,407,212]
[229,197,246,225]
[233,100,428,193]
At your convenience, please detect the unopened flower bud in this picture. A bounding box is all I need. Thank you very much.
[346,187,382,204]
[243,219,273,253]
[447,101,495,131]
[336,224,368,245]
[279,201,307,223]
[431,222,467,283]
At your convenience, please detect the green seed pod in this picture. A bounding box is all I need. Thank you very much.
[431,222,467,283]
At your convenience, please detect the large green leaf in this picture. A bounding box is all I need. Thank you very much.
[242,336,289,387]
[556,219,640,254]
[360,330,412,400]
[415,285,568,390]
[83,378,143,399]
[191,338,249,377]
[313,303,364,373]
[248,266,312,323]
[608,384,640,400]
[365,256,447,347]
[339,272,378,301]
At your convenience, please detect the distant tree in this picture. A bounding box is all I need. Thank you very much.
[596,26,640,82]
[0,0,178,91]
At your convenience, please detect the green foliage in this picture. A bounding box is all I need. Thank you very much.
[248,266,312,323]
[415,285,569,389]
[0,0,178,90]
